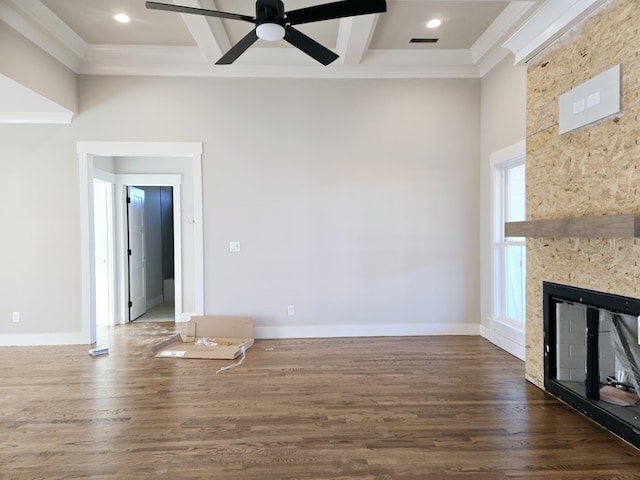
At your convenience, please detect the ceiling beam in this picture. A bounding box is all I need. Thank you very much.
[336,14,380,65]
[471,1,537,65]
[174,0,231,62]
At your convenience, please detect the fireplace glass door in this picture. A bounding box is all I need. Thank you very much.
[544,282,640,449]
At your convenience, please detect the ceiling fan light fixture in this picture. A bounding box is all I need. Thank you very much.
[256,23,285,41]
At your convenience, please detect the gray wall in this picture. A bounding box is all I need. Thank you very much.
[480,54,527,156]
[0,75,482,343]
[140,186,163,308]
[0,20,77,112]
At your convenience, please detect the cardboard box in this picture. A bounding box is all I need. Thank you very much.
[152,316,254,360]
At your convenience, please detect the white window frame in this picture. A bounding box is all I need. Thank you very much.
[488,141,526,360]
[495,158,526,324]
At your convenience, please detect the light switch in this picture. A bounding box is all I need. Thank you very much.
[573,99,585,114]
[229,241,241,253]
[587,91,600,108]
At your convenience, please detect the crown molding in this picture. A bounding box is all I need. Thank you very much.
[503,0,607,65]
[78,44,481,78]
[0,111,73,124]
[0,0,86,71]
[470,1,536,64]
[477,47,512,77]
[79,61,481,80]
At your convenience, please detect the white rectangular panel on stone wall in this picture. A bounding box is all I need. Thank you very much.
[558,64,621,134]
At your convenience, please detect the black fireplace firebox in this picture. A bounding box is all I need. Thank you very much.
[543,282,640,449]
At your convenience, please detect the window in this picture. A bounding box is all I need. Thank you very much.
[495,158,526,324]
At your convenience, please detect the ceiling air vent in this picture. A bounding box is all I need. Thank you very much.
[409,38,439,43]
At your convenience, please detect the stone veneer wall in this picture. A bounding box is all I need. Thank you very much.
[525,0,640,387]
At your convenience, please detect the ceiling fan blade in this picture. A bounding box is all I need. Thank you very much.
[145,1,255,23]
[286,0,386,26]
[216,30,259,65]
[284,26,339,66]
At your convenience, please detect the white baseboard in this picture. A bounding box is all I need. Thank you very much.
[0,322,483,346]
[255,323,481,340]
[0,332,88,346]
[481,325,526,360]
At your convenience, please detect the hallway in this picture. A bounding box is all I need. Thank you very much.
[133,302,175,322]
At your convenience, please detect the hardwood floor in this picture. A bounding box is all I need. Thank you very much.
[1,323,639,479]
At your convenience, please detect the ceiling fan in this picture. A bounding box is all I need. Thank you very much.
[145,0,387,66]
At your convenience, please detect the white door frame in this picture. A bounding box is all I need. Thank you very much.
[93,176,116,327]
[78,141,204,344]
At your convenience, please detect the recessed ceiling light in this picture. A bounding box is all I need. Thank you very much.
[426,19,442,29]
[114,13,130,24]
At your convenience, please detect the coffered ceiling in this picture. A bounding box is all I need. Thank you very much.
[0,0,608,122]
[3,0,550,78]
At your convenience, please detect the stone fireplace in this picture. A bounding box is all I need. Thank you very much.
[517,0,640,447]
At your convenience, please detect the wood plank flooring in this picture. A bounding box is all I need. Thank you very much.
[1,322,639,479]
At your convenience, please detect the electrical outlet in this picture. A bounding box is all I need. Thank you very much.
[287,305,295,316]
[12,312,20,323]
[229,241,241,253]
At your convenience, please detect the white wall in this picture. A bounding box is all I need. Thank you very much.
[479,53,527,353]
[0,75,481,344]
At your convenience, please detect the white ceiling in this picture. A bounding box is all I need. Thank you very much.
[0,0,608,122]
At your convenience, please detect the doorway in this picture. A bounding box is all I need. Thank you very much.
[78,142,204,344]
[92,177,181,327]
[128,185,176,323]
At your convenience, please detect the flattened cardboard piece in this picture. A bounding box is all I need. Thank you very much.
[153,316,254,360]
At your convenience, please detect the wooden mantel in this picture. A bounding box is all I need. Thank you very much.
[505,213,640,238]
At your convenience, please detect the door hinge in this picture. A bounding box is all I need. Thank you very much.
[128,301,133,308]
[127,196,131,204]
[128,249,132,256]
